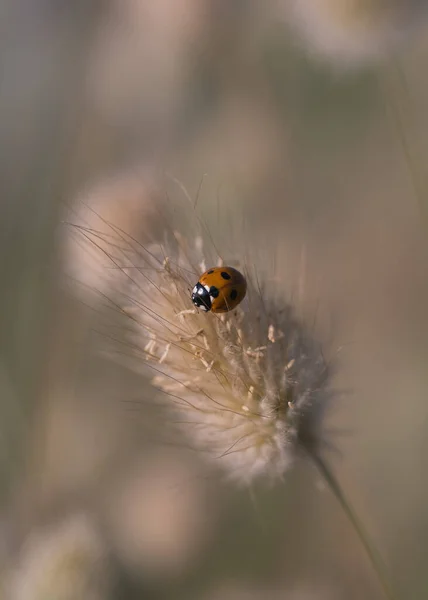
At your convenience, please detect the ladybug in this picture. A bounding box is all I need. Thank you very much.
[191,266,247,313]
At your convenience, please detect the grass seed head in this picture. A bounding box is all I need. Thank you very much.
[6,514,108,600]
[67,176,332,485]
[284,0,428,67]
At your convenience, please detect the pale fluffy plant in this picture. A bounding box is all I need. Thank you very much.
[5,514,109,600]
[66,179,331,485]
[282,0,428,66]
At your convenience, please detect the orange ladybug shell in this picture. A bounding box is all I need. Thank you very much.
[191,266,247,313]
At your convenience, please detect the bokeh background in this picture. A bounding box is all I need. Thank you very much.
[2,1,428,598]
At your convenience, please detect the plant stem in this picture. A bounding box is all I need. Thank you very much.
[381,59,428,227]
[308,450,399,600]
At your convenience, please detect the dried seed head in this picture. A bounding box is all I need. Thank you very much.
[282,0,428,66]
[66,178,332,485]
[5,514,108,600]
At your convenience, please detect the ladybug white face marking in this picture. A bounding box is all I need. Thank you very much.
[191,282,212,311]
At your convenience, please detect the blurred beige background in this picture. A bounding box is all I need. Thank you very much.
[1,1,428,599]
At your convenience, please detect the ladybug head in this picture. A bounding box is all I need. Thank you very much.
[191,282,212,312]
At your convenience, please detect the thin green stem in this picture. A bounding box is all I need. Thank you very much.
[307,450,399,600]
[381,59,428,226]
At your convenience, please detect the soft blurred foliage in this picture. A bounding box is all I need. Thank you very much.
[2,1,428,599]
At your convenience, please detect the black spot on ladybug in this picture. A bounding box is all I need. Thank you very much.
[209,286,219,298]
[230,289,238,300]
[221,271,231,280]
[207,269,214,274]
